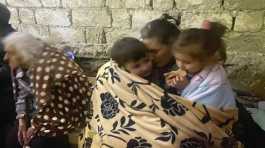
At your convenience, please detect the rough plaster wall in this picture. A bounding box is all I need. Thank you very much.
[1,0,265,97]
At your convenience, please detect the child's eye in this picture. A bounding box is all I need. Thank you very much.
[143,58,150,63]
[176,58,191,65]
[132,64,140,69]
[149,49,159,54]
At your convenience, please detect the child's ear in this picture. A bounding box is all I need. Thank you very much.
[214,51,226,65]
[205,54,219,65]
[147,52,154,60]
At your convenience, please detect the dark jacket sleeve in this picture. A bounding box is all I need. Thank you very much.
[0,41,16,124]
[14,69,35,118]
[0,43,9,81]
[0,63,11,82]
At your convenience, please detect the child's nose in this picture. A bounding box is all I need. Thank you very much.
[141,66,149,73]
[178,62,184,69]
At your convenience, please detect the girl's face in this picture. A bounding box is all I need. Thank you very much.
[143,38,172,68]
[124,56,153,78]
[174,53,205,75]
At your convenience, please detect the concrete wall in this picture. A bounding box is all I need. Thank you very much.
[1,0,265,97]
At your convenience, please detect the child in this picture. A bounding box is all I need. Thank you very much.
[166,21,236,109]
[110,37,153,78]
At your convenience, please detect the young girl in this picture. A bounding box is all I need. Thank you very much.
[166,21,236,109]
[110,37,153,78]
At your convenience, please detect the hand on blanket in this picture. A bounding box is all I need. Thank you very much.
[165,69,189,90]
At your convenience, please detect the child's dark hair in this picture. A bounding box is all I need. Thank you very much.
[173,21,227,62]
[110,37,149,66]
[140,13,181,45]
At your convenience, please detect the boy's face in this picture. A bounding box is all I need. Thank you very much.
[174,53,204,75]
[125,56,153,78]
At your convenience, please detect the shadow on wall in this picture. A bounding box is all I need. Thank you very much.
[224,31,265,99]
[226,53,265,99]
[75,57,108,77]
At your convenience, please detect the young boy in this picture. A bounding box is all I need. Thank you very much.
[110,37,152,78]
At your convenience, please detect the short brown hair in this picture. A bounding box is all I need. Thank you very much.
[110,37,149,66]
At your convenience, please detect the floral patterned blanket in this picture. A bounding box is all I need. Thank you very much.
[79,61,242,148]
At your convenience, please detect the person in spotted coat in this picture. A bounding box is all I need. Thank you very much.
[3,32,92,148]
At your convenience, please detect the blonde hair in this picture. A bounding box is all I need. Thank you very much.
[3,32,45,67]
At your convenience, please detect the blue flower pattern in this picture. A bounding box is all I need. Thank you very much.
[100,92,119,119]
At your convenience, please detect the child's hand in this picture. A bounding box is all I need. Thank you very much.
[165,70,189,90]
